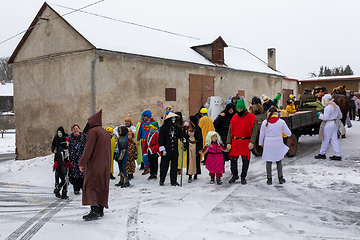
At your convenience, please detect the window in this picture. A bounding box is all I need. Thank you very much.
[165,88,176,101]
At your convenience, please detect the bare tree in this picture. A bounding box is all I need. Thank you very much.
[0,57,13,83]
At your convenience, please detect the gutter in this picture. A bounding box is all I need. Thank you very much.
[91,52,99,115]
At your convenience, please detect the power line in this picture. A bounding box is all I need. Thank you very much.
[0,0,105,45]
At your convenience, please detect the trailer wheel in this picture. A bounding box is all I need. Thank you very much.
[251,131,263,156]
[286,133,297,157]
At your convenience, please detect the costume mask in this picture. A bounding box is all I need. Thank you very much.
[172,117,176,124]
[57,131,63,138]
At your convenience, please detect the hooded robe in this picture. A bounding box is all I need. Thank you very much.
[79,110,111,208]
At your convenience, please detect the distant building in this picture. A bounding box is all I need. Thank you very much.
[298,75,360,94]
[9,3,287,159]
[0,82,13,113]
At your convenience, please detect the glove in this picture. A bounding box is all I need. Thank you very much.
[162,150,167,156]
[317,112,321,117]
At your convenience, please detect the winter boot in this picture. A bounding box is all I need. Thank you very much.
[121,181,130,188]
[267,178,272,185]
[99,205,104,217]
[210,176,215,184]
[115,174,124,187]
[229,175,239,184]
[279,176,286,184]
[315,154,326,159]
[152,174,157,180]
[216,177,223,185]
[142,168,150,175]
[83,205,101,221]
[128,174,133,180]
[110,173,116,180]
[241,178,247,185]
[54,187,61,198]
[140,162,144,170]
[194,174,198,180]
[188,175,193,183]
[159,180,164,186]
[61,189,69,199]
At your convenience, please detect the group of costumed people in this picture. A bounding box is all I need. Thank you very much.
[50,88,345,221]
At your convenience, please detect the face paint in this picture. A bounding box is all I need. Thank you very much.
[172,117,176,124]
[57,130,63,138]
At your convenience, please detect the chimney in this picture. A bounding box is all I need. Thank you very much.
[267,48,276,70]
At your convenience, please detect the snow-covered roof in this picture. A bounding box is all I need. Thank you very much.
[10,2,283,77]
[0,83,13,96]
[299,75,360,82]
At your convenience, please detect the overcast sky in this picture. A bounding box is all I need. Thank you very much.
[1,0,359,79]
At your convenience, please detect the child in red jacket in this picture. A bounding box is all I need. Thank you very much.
[143,122,160,180]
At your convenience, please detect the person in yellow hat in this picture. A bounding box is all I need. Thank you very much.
[198,108,215,165]
[106,127,116,180]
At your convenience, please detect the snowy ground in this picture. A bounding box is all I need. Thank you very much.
[0,123,359,240]
[0,131,15,154]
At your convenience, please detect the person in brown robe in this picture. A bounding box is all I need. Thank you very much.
[79,109,111,221]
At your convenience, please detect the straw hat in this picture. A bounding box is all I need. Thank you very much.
[164,112,179,120]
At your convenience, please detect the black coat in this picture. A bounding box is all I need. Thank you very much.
[51,126,67,153]
[213,105,235,144]
[159,121,183,157]
[349,95,355,109]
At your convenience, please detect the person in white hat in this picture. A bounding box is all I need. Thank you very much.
[315,94,343,160]
[158,112,184,186]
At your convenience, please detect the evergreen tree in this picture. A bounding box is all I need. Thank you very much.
[313,65,354,77]
[343,65,354,75]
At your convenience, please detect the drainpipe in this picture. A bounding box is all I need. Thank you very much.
[91,51,99,115]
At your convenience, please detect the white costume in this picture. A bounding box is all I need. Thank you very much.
[318,95,342,157]
[259,117,291,161]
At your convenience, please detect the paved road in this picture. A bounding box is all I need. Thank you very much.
[0,153,16,163]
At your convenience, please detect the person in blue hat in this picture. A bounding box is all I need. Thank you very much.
[137,110,156,175]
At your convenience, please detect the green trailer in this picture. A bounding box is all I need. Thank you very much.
[251,109,322,157]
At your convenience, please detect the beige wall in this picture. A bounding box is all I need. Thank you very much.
[12,52,94,159]
[94,52,283,127]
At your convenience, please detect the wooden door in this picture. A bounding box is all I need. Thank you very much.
[189,74,215,115]
[283,89,294,107]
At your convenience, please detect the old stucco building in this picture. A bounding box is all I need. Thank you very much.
[9,3,286,159]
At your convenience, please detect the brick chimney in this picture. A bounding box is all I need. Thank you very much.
[267,48,276,70]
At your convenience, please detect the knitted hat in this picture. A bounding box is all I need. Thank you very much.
[166,110,173,116]
[236,98,246,110]
[142,110,152,118]
[106,127,113,133]
[321,94,332,106]
[150,122,159,130]
[200,108,208,114]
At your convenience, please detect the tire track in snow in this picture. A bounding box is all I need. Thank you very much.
[127,197,141,240]
[5,199,72,240]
